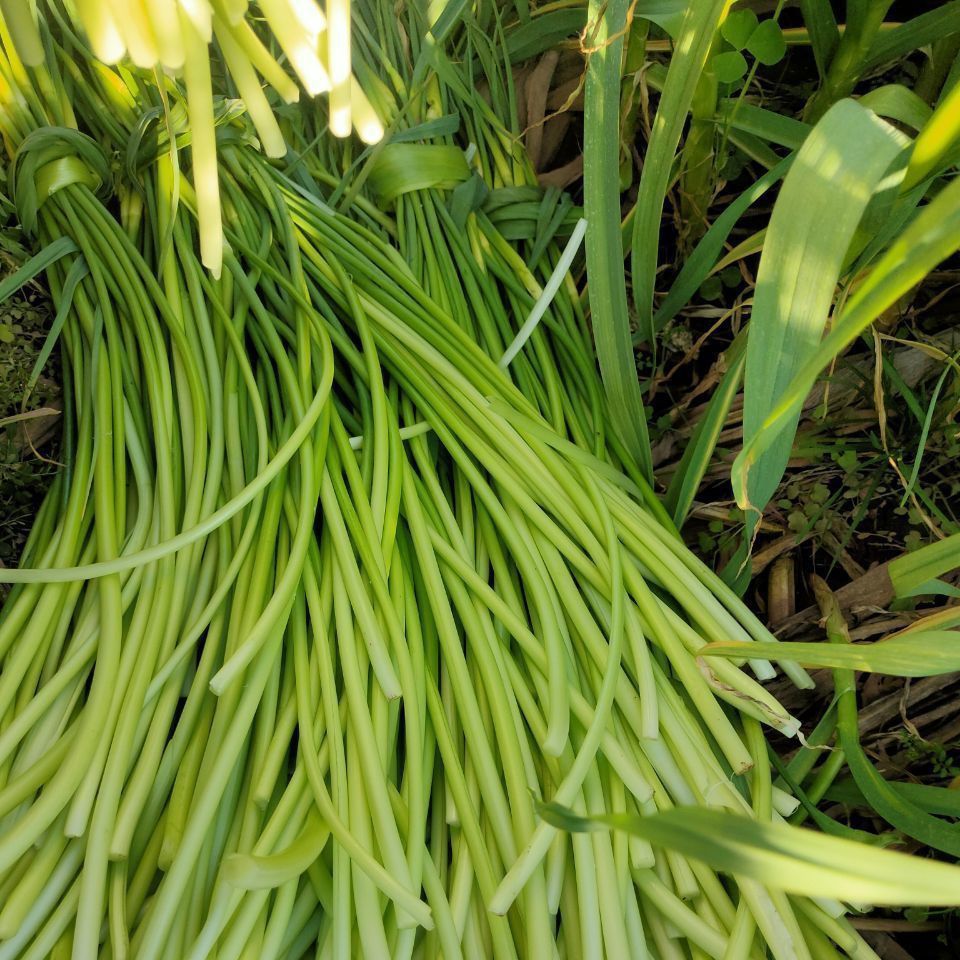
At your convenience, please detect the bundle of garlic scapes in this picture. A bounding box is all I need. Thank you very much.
[5,4,960,960]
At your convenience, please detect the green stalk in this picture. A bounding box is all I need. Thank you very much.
[804,0,895,121]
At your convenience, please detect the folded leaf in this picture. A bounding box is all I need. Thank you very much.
[369,144,470,203]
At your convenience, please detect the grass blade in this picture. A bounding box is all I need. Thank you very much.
[815,578,960,859]
[716,100,809,150]
[858,84,933,132]
[0,237,78,302]
[653,158,792,333]
[805,0,894,121]
[889,533,960,599]
[583,0,653,480]
[865,2,960,71]
[827,778,960,819]
[736,100,906,516]
[733,173,960,510]
[904,76,960,189]
[700,631,960,677]
[538,801,960,905]
[798,0,839,78]
[630,0,730,348]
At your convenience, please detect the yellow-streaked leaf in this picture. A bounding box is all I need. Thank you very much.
[904,78,960,189]
[700,631,960,677]
[539,802,960,905]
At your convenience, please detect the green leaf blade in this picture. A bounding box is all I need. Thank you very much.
[890,533,960,598]
[630,0,730,347]
[584,0,654,481]
[701,631,960,677]
[542,804,960,906]
[736,100,907,515]
[733,174,960,506]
